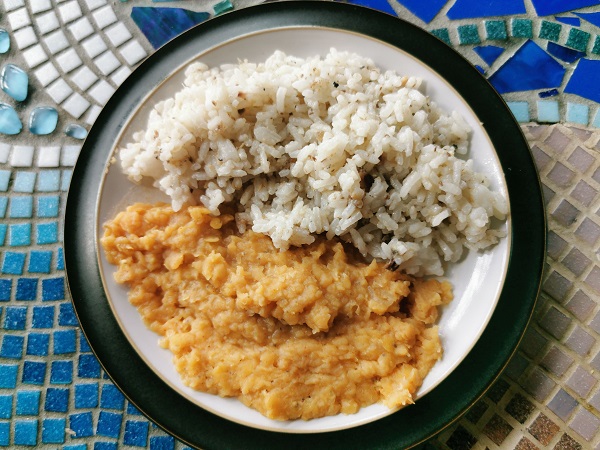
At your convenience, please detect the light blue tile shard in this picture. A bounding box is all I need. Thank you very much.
[488,40,566,94]
[395,0,447,23]
[537,100,560,123]
[0,64,28,102]
[507,101,530,122]
[65,124,87,140]
[0,30,10,54]
[0,103,22,135]
[29,107,58,135]
[447,0,525,19]
[566,102,589,125]
[565,58,600,102]
[473,45,505,66]
[532,0,600,16]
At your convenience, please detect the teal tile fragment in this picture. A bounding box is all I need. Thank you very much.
[566,102,589,125]
[507,101,530,123]
[213,0,233,15]
[539,21,561,42]
[592,36,600,55]
[430,28,451,45]
[565,28,591,52]
[511,18,532,38]
[485,20,507,40]
[457,24,480,45]
[537,100,560,123]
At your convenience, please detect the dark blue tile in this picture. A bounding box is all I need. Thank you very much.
[488,40,566,94]
[44,388,69,413]
[78,354,101,379]
[447,0,526,19]
[127,402,143,416]
[0,335,23,359]
[0,422,8,446]
[565,58,600,102]
[547,42,585,63]
[0,364,18,388]
[28,251,52,273]
[100,384,125,410]
[42,277,64,301]
[539,88,560,98]
[75,383,98,409]
[0,279,11,301]
[50,360,73,384]
[0,395,12,419]
[22,361,46,385]
[58,302,77,326]
[346,0,397,16]
[150,435,175,450]
[96,411,122,438]
[79,335,92,353]
[69,412,93,438]
[130,7,210,49]
[32,306,54,328]
[41,418,66,444]
[576,11,600,27]
[13,419,37,446]
[94,443,117,450]
[3,306,27,330]
[26,333,49,356]
[15,390,40,416]
[2,252,26,275]
[555,16,581,26]
[16,278,37,300]
[395,0,446,23]
[474,45,505,66]
[532,0,600,16]
[124,420,148,447]
[53,329,76,354]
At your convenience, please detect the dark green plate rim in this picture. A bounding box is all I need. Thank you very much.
[64,2,546,449]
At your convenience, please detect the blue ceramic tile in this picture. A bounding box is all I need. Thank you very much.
[9,223,31,246]
[0,396,11,419]
[0,422,8,446]
[97,411,122,438]
[431,28,451,45]
[457,24,480,45]
[37,170,60,192]
[58,302,77,326]
[63,445,87,450]
[539,20,562,41]
[32,306,54,329]
[0,197,6,218]
[547,42,585,63]
[21,361,46,385]
[75,383,99,409]
[80,335,91,353]
[576,11,600,28]
[78,354,101,379]
[13,172,36,193]
[36,222,58,245]
[488,40,566,94]
[0,224,6,245]
[0,103,22,135]
[485,20,508,40]
[0,29,9,54]
[2,252,26,275]
[95,443,118,450]
[565,58,600,102]
[29,107,58,135]
[532,0,600,16]
[61,170,72,191]
[42,277,64,301]
[69,412,94,438]
[50,360,72,384]
[0,335,23,359]
[28,250,52,273]
[42,418,66,444]
[555,16,581,26]
[26,333,49,356]
[16,278,37,301]
[0,170,10,191]
[9,196,33,218]
[53,329,76,354]
[13,419,37,446]
[37,196,59,218]
[3,306,27,330]
[56,247,64,270]
[124,420,148,447]
[0,364,18,388]
[0,64,28,102]
[566,102,589,125]
[474,45,505,65]
[395,0,446,23]
[44,388,69,413]
[346,0,397,16]
[475,65,485,74]
[0,280,11,302]
[150,436,175,450]
[127,402,143,415]
[100,384,125,410]
[447,0,525,19]
[537,100,561,122]
[16,391,40,416]
[566,28,591,52]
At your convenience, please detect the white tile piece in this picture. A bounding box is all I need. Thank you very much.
[37,146,61,167]
[8,7,31,30]
[0,144,11,164]
[88,80,115,105]
[36,11,60,34]
[85,105,103,126]
[62,93,91,118]
[92,5,117,29]
[84,0,107,10]
[71,66,98,91]
[61,145,81,166]
[10,146,34,167]
[119,40,147,66]
[59,0,83,24]
[110,66,131,86]
[34,62,60,87]
[13,26,37,49]
[47,79,73,104]
[4,0,25,12]
[30,0,52,14]
[82,35,107,59]
[94,51,120,76]
[105,22,132,47]
[44,29,69,55]
[68,17,94,41]
[22,44,48,68]
[56,48,82,73]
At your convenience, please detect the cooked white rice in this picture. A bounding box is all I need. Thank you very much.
[119,49,507,276]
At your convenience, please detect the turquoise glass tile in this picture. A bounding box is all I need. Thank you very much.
[41,418,66,444]
[15,391,40,416]
[124,420,149,447]
[37,170,60,192]
[0,396,11,419]
[37,196,60,218]
[9,223,31,247]
[457,24,480,45]
[9,196,32,218]
[547,42,584,63]
[29,107,58,135]
[566,102,589,125]
[64,124,87,140]
[2,252,26,275]
[28,251,52,274]
[473,45,504,65]
[566,28,591,52]
[511,18,533,38]
[395,0,447,23]
[565,58,600,102]
[431,28,451,45]
[16,279,37,301]
[532,0,600,16]
[537,100,560,122]
[26,333,49,356]
[539,21,561,42]
[0,64,29,102]
[61,170,72,191]
[447,0,525,19]
[32,306,54,329]
[0,364,18,388]
[3,306,26,330]
[36,222,58,245]
[13,172,36,193]
[485,20,508,40]
[97,411,122,438]
[68,412,93,438]
[0,224,6,246]
[0,170,9,191]
[0,197,7,217]
[42,277,64,301]
[13,419,37,446]
[0,29,10,54]
[44,388,69,413]
[0,103,22,135]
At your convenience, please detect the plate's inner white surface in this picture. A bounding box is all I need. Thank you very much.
[97,28,511,433]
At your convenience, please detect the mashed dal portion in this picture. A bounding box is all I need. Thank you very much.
[102,203,453,421]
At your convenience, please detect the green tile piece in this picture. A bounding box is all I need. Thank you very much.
[485,20,508,40]
[565,28,591,52]
[592,36,600,55]
[457,24,480,45]
[430,28,451,45]
[511,18,533,38]
[539,21,561,42]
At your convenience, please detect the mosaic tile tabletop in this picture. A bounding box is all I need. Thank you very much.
[0,0,599,448]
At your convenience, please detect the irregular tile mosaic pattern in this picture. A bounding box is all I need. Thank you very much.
[0,0,599,448]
